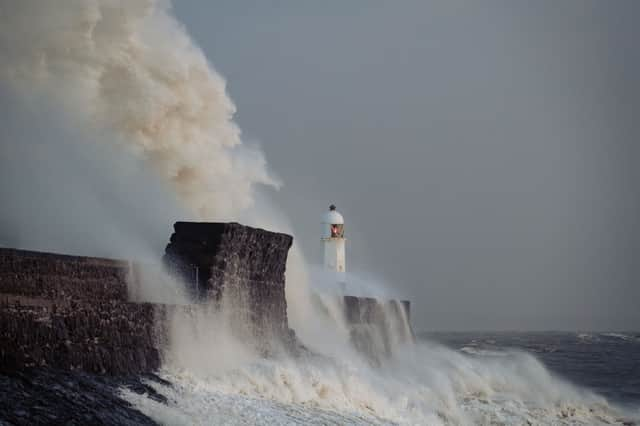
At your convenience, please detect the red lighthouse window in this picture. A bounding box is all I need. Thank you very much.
[330,224,344,238]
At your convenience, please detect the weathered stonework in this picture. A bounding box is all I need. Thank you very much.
[0,222,298,377]
[0,223,304,424]
[0,299,164,375]
[0,248,129,302]
[343,296,414,363]
[164,222,294,343]
[0,224,413,380]
[0,248,163,375]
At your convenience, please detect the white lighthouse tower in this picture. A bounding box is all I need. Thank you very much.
[321,205,346,282]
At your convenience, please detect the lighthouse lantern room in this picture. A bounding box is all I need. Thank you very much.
[322,204,346,274]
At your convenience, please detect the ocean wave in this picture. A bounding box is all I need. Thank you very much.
[600,333,640,342]
[458,346,511,357]
[122,341,639,425]
[577,333,598,342]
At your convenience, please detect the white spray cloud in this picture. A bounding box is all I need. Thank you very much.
[0,0,318,337]
[0,0,278,221]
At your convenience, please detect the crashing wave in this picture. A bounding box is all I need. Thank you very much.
[121,339,638,425]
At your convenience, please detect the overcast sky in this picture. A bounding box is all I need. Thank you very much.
[171,1,640,331]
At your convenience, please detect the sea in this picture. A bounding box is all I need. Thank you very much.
[423,331,640,407]
[123,329,640,425]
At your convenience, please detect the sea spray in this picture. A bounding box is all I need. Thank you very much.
[0,0,277,222]
[0,0,318,360]
[0,0,282,304]
[128,337,634,425]
[162,305,260,378]
[138,265,636,424]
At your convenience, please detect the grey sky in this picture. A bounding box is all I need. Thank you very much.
[172,1,640,331]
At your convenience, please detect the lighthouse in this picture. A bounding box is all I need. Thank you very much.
[321,205,346,281]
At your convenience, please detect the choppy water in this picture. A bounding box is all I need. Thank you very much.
[422,331,640,406]
[123,331,640,425]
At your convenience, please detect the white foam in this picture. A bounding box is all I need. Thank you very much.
[122,332,638,425]
[601,333,639,342]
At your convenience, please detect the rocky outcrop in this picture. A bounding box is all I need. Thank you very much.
[164,222,294,343]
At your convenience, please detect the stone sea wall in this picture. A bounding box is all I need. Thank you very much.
[0,248,164,375]
[164,222,294,342]
[0,248,129,302]
[343,296,414,363]
[0,300,163,375]
[0,222,296,375]
[0,225,413,377]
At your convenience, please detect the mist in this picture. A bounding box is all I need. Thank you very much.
[0,89,186,259]
[0,0,278,224]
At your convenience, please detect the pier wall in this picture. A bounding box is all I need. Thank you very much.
[0,222,296,374]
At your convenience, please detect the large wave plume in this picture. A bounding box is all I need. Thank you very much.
[0,0,277,221]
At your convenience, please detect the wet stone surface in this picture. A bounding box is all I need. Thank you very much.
[0,368,168,425]
[0,248,129,302]
[0,301,163,375]
[164,222,295,344]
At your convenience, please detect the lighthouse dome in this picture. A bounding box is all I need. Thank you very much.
[322,205,344,225]
[322,205,345,239]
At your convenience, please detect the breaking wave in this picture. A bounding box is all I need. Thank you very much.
[122,335,637,425]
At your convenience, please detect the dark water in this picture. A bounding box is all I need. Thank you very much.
[420,331,640,406]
